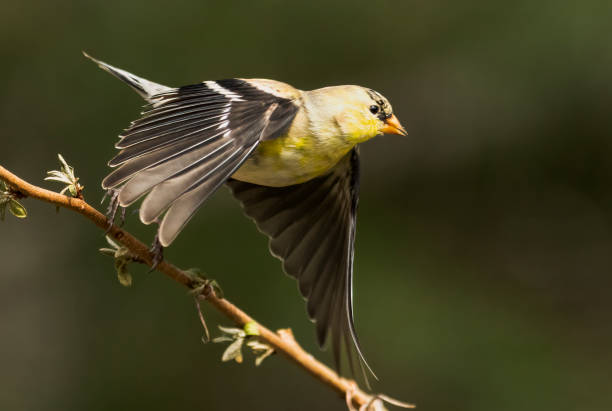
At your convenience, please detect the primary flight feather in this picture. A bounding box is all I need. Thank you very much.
[84,52,406,380]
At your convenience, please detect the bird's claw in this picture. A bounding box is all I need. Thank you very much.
[102,189,126,233]
[149,234,164,271]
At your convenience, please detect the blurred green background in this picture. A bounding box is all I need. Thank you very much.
[1,1,612,410]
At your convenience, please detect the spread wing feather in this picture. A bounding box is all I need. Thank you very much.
[227,149,375,381]
[101,78,299,246]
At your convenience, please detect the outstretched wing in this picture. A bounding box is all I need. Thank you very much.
[102,79,299,246]
[227,148,375,379]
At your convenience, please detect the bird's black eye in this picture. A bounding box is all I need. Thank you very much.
[369,105,379,114]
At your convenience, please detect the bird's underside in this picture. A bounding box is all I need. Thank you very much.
[85,53,375,381]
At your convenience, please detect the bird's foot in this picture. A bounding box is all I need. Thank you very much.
[149,233,164,271]
[102,189,126,233]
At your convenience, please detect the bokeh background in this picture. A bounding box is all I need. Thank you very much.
[2,1,612,410]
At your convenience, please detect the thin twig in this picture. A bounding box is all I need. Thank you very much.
[195,296,211,343]
[0,164,400,409]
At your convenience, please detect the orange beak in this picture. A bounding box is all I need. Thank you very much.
[381,114,407,136]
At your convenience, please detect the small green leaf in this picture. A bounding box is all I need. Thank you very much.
[212,336,234,343]
[58,153,70,171]
[246,340,269,351]
[370,400,389,411]
[100,236,138,287]
[99,248,116,257]
[243,321,259,336]
[221,337,244,363]
[45,154,83,198]
[246,339,274,366]
[115,261,132,287]
[376,394,415,409]
[184,268,208,287]
[218,325,246,337]
[8,199,27,218]
[105,235,120,250]
[117,271,132,287]
[255,348,274,366]
[208,280,224,299]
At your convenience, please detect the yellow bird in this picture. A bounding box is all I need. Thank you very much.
[85,53,406,380]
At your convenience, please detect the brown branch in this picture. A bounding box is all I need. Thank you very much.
[0,164,403,409]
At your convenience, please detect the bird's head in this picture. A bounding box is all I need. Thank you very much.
[365,88,407,137]
[325,86,406,144]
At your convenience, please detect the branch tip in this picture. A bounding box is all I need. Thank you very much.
[0,163,411,409]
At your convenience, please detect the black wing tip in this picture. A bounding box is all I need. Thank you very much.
[325,316,379,384]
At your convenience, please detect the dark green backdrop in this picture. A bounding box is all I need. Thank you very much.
[2,1,611,410]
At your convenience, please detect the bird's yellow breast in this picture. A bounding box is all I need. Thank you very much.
[232,132,354,187]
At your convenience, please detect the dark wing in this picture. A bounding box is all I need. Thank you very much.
[227,148,375,380]
[102,79,299,246]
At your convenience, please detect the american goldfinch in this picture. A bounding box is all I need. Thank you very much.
[84,53,406,380]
